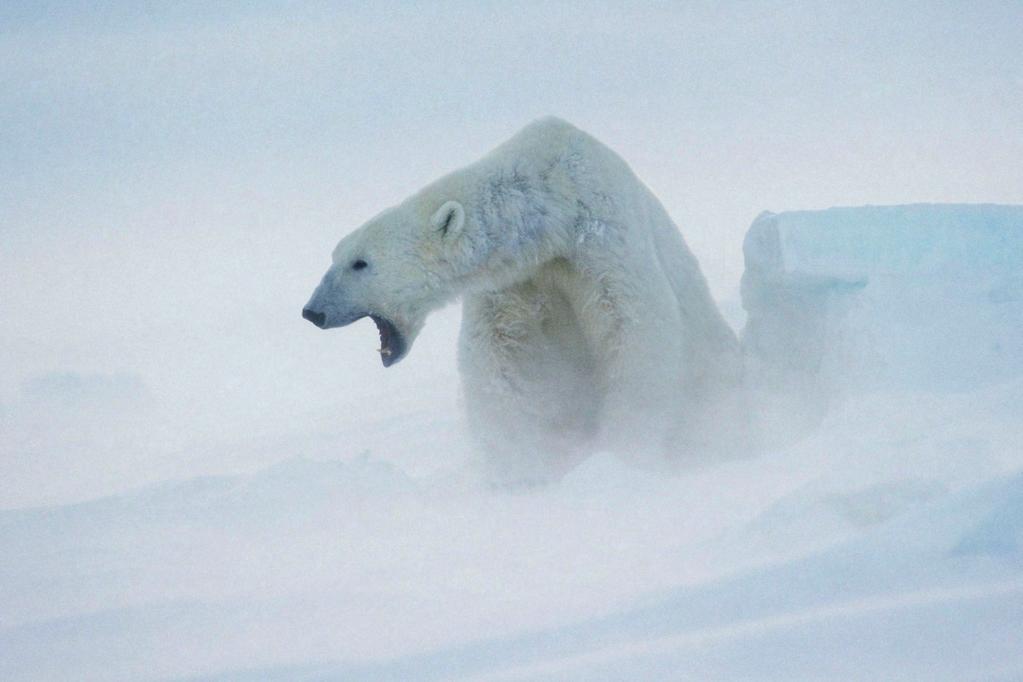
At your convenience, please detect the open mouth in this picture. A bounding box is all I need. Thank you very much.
[369,315,407,367]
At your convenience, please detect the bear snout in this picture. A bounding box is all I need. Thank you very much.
[302,308,327,328]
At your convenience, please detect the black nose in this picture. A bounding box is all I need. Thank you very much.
[302,308,327,328]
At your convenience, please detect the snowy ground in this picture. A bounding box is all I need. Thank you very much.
[2,379,1021,681]
[3,205,1022,681]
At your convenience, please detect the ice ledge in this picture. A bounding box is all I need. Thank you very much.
[741,203,1023,409]
[744,204,1023,282]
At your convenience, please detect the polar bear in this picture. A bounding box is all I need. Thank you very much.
[303,117,743,482]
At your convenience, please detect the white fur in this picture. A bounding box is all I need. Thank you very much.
[308,117,744,483]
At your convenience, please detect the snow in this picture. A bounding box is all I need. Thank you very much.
[2,204,1022,681]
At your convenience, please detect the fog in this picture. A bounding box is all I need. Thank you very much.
[3,1,1021,506]
[2,4,1023,680]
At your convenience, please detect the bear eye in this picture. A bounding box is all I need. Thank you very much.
[352,259,368,271]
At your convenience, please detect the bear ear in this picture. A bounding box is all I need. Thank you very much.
[431,200,465,239]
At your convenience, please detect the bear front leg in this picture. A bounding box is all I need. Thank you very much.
[574,282,685,465]
[458,289,599,487]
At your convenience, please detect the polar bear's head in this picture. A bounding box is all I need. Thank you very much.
[302,199,469,367]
